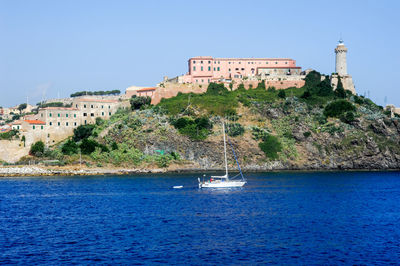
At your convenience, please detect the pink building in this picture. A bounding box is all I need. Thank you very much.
[181,57,302,84]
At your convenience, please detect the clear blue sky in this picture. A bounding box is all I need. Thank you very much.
[1,0,399,107]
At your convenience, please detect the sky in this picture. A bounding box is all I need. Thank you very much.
[1,0,400,107]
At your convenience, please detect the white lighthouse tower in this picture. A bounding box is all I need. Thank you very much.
[335,39,348,76]
[331,39,356,94]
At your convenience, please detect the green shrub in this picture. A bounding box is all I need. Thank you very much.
[80,139,108,155]
[257,80,266,89]
[62,139,79,155]
[73,125,95,142]
[111,142,118,150]
[323,100,356,118]
[0,130,18,140]
[171,116,212,140]
[206,82,228,95]
[95,117,104,126]
[267,87,276,92]
[335,77,346,98]
[304,70,321,87]
[259,135,282,160]
[30,141,45,157]
[278,90,286,99]
[130,96,152,110]
[303,131,311,138]
[226,123,245,137]
[340,111,355,123]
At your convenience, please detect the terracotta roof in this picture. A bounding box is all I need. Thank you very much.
[137,87,156,92]
[41,107,78,110]
[24,120,46,125]
[77,98,119,103]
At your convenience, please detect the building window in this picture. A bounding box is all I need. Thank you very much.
[248,62,250,64]
[239,62,241,64]
[76,104,78,108]
[201,79,204,83]
[74,114,76,118]
[285,62,288,64]
[84,104,86,108]
[218,61,220,64]
[208,61,211,64]
[266,62,268,64]
[57,122,60,126]
[108,106,110,109]
[101,105,104,109]
[193,60,196,64]
[214,67,216,71]
[49,122,52,126]
[91,105,94,108]
[66,122,68,126]
[41,114,43,117]
[109,112,111,116]
[102,112,104,116]
[208,79,210,82]
[200,61,203,64]
[208,66,211,71]
[74,122,77,126]
[235,68,239,71]
[58,113,60,117]
[275,62,278,64]
[83,113,87,117]
[41,126,43,130]
[33,125,35,129]
[201,66,203,71]
[84,120,87,125]
[242,68,245,71]
[17,126,20,129]
[49,113,52,117]
[91,113,94,117]
[196,79,198,83]
[217,67,220,71]
[229,62,231,64]
[228,68,231,72]
[66,114,68,117]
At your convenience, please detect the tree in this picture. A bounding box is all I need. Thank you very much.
[257,80,266,89]
[259,134,282,160]
[323,100,356,118]
[21,135,26,147]
[73,125,95,142]
[304,70,321,87]
[237,83,245,91]
[206,82,228,95]
[317,77,333,96]
[30,141,45,157]
[278,90,286,99]
[62,139,79,155]
[130,96,152,110]
[335,76,346,98]
[18,103,27,114]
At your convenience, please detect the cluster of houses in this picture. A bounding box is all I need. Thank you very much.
[0,96,130,146]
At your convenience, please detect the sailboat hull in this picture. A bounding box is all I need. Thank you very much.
[199,180,246,188]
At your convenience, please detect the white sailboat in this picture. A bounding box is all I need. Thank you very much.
[198,122,246,188]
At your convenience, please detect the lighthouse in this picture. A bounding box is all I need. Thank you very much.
[331,39,355,94]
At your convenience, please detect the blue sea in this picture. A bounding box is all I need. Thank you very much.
[1,171,400,265]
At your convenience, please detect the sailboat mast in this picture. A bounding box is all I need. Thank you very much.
[223,122,228,179]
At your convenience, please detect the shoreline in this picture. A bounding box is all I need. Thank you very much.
[0,165,399,177]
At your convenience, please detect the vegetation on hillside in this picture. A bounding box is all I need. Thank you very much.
[21,70,400,169]
[70,90,120,97]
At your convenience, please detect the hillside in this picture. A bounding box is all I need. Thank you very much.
[25,72,400,171]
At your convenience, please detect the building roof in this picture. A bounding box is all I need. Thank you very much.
[137,87,157,92]
[11,121,22,125]
[40,107,78,110]
[76,98,119,103]
[24,120,46,125]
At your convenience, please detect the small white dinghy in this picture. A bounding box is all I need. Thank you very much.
[173,185,183,189]
[198,122,246,189]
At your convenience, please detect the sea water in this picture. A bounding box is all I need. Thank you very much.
[1,171,399,264]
